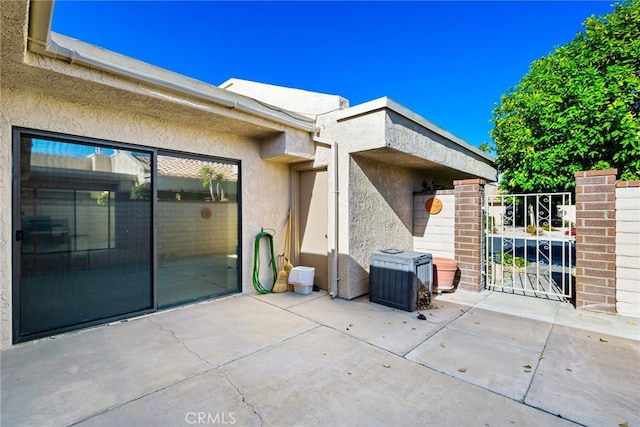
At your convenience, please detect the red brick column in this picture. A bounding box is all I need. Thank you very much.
[574,169,617,312]
[454,178,486,292]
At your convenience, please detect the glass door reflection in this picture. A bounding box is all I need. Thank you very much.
[17,136,153,340]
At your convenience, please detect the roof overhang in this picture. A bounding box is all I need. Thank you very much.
[17,0,317,141]
[335,97,497,182]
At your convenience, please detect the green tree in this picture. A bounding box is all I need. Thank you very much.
[199,166,226,201]
[130,182,151,200]
[478,142,493,153]
[491,0,640,193]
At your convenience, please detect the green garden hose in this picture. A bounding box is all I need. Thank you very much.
[252,228,278,294]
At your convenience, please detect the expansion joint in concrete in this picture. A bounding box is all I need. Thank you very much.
[521,320,557,404]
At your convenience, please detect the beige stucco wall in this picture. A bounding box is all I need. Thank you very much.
[320,108,431,299]
[0,85,292,349]
[343,157,457,299]
[321,111,386,299]
[316,107,495,300]
[345,155,423,298]
[615,185,640,317]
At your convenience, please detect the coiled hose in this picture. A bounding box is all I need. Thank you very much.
[252,228,278,294]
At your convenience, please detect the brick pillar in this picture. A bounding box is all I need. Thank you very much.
[574,169,617,312]
[454,179,486,292]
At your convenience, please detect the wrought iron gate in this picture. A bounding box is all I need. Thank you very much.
[483,192,575,301]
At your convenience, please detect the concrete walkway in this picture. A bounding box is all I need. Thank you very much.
[1,290,639,426]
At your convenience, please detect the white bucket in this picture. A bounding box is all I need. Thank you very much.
[289,266,315,295]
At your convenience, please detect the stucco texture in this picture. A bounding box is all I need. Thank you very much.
[1,84,296,348]
[319,108,491,300]
[343,155,420,298]
[1,0,501,347]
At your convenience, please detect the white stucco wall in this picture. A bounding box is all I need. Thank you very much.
[0,85,292,349]
[615,185,640,317]
[413,192,455,258]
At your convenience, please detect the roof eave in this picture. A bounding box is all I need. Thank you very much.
[336,97,494,162]
[26,0,316,133]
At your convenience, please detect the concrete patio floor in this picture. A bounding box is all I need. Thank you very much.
[1,289,639,426]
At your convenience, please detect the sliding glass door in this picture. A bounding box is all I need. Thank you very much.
[14,131,153,342]
[156,152,240,307]
[13,130,242,343]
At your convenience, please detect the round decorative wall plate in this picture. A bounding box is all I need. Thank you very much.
[425,197,443,214]
[201,208,212,219]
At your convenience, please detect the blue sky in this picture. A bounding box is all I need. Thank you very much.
[52,1,617,150]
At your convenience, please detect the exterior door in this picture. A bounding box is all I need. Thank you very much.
[12,130,154,343]
[155,152,240,308]
[298,169,329,290]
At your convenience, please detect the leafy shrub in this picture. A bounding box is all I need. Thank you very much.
[494,251,530,268]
